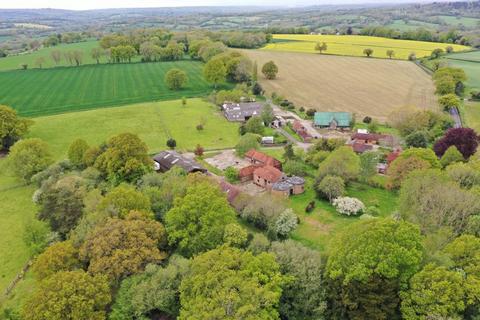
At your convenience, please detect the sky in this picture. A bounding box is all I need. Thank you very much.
[0,0,436,10]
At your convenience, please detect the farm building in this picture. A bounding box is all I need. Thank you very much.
[219,180,241,205]
[237,149,304,196]
[292,120,313,142]
[351,142,374,154]
[261,136,275,145]
[245,149,282,170]
[153,150,207,174]
[314,112,352,129]
[222,102,264,122]
[272,176,305,197]
[351,132,393,145]
[254,165,285,189]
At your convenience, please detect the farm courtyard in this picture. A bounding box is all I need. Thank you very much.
[244,49,438,121]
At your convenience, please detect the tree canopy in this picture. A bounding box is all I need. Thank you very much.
[94,132,152,184]
[80,212,168,283]
[165,181,236,256]
[165,68,188,90]
[22,270,111,320]
[8,138,53,181]
[179,246,285,320]
[0,105,32,150]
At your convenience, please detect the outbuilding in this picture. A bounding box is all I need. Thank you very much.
[153,150,207,174]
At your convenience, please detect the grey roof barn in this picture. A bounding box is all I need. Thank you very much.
[153,151,206,174]
[222,102,264,122]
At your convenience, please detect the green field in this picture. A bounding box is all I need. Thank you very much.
[386,19,439,31]
[446,51,480,91]
[0,160,36,296]
[437,15,480,28]
[0,41,102,71]
[28,98,240,158]
[262,34,470,60]
[0,60,218,117]
[463,101,480,132]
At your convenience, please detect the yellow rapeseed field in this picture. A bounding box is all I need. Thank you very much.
[262,34,470,60]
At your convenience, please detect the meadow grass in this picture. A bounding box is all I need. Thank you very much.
[0,59,220,117]
[463,101,480,132]
[262,34,470,60]
[446,51,480,92]
[289,178,398,251]
[437,15,480,28]
[0,160,36,295]
[28,98,240,159]
[0,41,102,71]
[385,19,439,31]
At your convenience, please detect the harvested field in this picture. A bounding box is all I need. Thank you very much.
[244,50,438,121]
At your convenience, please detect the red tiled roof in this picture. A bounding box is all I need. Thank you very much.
[351,142,374,153]
[352,133,389,141]
[387,150,401,164]
[239,165,256,178]
[219,180,241,204]
[292,120,305,132]
[245,149,281,168]
[254,165,283,183]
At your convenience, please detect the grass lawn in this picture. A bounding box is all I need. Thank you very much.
[463,101,480,132]
[262,34,469,60]
[0,41,104,71]
[354,123,400,136]
[289,178,398,252]
[0,160,37,302]
[0,59,223,117]
[28,98,240,159]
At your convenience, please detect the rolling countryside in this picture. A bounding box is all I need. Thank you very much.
[2,3,480,319]
[0,40,101,71]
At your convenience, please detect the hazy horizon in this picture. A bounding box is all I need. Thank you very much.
[0,0,450,11]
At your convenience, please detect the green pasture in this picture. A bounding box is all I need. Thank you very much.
[28,98,240,159]
[446,54,480,92]
[463,101,480,132]
[0,41,101,71]
[0,60,219,117]
[0,160,36,296]
[437,15,480,28]
[385,19,439,31]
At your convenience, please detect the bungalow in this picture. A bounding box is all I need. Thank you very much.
[222,102,264,122]
[153,150,207,174]
[244,149,282,170]
[314,112,352,129]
